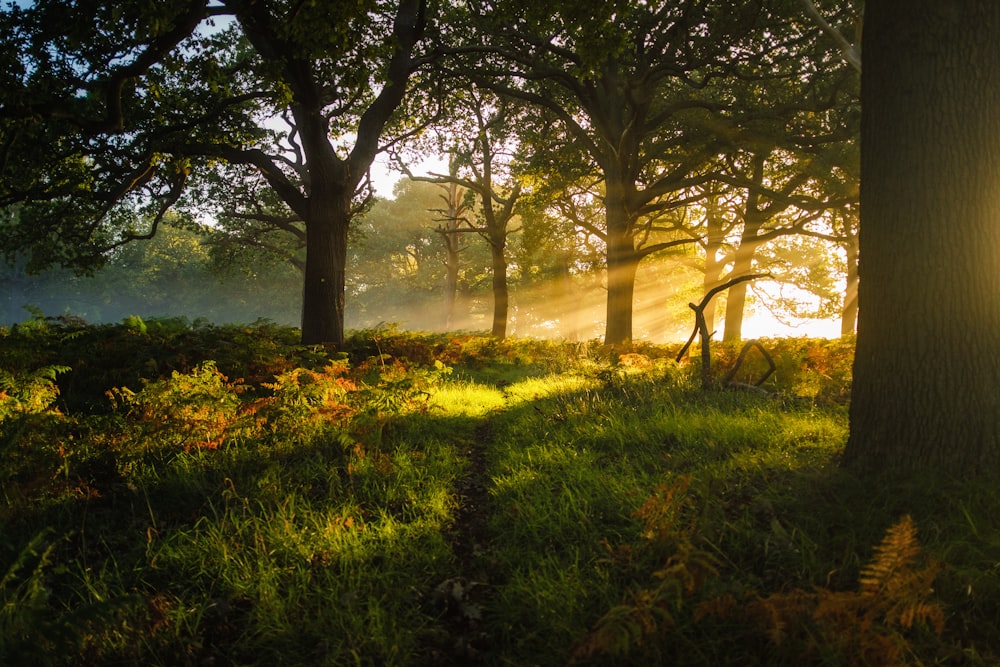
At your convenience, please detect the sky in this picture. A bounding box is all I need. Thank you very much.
[368,152,448,199]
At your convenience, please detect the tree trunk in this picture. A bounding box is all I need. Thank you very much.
[605,235,639,345]
[722,242,754,343]
[489,236,508,339]
[443,233,459,330]
[604,177,639,345]
[701,196,727,342]
[844,0,1000,478]
[701,272,723,344]
[300,203,348,346]
[723,159,767,344]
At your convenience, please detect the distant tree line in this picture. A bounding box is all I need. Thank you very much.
[0,212,302,326]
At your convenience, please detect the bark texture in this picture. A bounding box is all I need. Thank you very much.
[488,237,509,339]
[844,0,1000,477]
[603,173,641,345]
[301,203,349,346]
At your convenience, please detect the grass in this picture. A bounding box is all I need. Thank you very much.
[1,319,998,665]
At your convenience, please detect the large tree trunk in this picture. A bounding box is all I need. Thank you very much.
[489,236,508,339]
[605,234,639,345]
[604,177,639,345]
[301,203,349,346]
[843,0,1000,478]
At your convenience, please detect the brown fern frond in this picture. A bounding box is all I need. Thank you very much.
[744,589,815,647]
[571,593,674,661]
[894,600,945,634]
[812,589,865,629]
[633,475,694,544]
[856,516,945,637]
[692,516,943,665]
[858,515,921,596]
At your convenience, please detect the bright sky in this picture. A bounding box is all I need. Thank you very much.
[369,152,447,199]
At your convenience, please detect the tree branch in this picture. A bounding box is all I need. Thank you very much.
[179,142,308,219]
[800,0,861,73]
[676,272,770,364]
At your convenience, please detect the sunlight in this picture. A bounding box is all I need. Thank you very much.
[741,311,842,339]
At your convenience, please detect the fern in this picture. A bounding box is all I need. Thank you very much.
[109,361,248,451]
[573,476,718,661]
[0,365,70,419]
[695,515,945,665]
[858,515,922,595]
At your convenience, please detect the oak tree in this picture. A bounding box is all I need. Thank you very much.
[844,0,1000,478]
[0,0,432,345]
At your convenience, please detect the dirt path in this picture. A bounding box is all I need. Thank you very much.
[423,419,498,665]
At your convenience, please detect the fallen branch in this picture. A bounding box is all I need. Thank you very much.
[676,273,770,388]
[723,340,777,388]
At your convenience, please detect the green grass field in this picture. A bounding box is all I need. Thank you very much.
[1,318,997,665]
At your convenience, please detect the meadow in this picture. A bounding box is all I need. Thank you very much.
[1,317,997,666]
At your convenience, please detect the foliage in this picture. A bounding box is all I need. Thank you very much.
[709,336,855,404]
[0,364,71,505]
[695,515,944,666]
[1,0,433,344]
[572,476,718,660]
[0,219,304,327]
[0,365,68,419]
[108,361,248,452]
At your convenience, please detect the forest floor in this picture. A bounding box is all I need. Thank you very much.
[1,319,997,666]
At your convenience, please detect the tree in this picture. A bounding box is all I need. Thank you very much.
[0,214,303,325]
[203,177,308,275]
[831,205,859,335]
[0,0,431,345]
[844,0,1000,478]
[404,87,524,339]
[715,148,854,342]
[350,179,493,331]
[451,1,753,344]
[454,0,859,345]
[430,177,473,330]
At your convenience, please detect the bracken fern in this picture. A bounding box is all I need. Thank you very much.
[695,514,944,666]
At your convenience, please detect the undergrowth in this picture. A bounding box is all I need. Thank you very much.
[0,318,997,665]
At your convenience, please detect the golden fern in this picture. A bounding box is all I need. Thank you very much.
[858,514,922,596]
[696,515,945,665]
[572,475,716,661]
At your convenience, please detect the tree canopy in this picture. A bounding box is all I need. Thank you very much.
[1,0,860,347]
[1,0,432,344]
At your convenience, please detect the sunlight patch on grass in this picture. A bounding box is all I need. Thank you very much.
[427,381,506,416]
[501,374,598,405]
